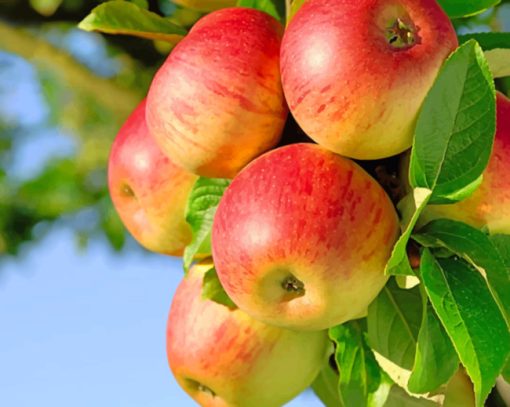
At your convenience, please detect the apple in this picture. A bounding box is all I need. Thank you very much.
[421,92,510,234]
[108,99,197,256]
[166,262,330,407]
[146,8,288,179]
[280,0,458,160]
[212,143,400,331]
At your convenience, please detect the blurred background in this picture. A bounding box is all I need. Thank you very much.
[0,1,509,406]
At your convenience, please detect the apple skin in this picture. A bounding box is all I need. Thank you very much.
[146,8,288,179]
[166,262,330,407]
[108,100,197,256]
[212,143,400,331]
[280,0,458,160]
[422,93,510,234]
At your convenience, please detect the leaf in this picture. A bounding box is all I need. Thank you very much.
[78,1,187,44]
[459,33,510,79]
[287,0,305,22]
[459,33,510,51]
[385,188,432,276]
[237,0,285,23]
[367,279,422,371]
[330,320,392,407]
[409,40,496,204]
[183,177,230,271]
[202,267,237,308]
[413,220,510,328]
[384,386,438,407]
[311,364,344,407]
[408,296,459,394]
[437,0,500,19]
[420,249,510,407]
[130,0,149,8]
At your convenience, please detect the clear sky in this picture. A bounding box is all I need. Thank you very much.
[0,229,322,406]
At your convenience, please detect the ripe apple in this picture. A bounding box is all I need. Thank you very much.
[146,8,288,179]
[212,143,400,330]
[167,262,330,407]
[280,0,458,160]
[421,92,510,234]
[108,100,197,255]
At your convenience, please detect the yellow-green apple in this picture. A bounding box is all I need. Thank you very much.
[146,8,288,179]
[212,143,400,330]
[280,0,458,160]
[420,92,510,234]
[108,100,197,255]
[166,262,330,407]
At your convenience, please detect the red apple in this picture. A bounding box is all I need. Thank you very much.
[167,262,330,407]
[212,143,400,330]
[108,100,197,255]
[422,92,510,233]
[280,0,458,160]
[146,8,288,179]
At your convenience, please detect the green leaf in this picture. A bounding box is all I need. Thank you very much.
[503,360,510,382]
[130,0,149,8]
[459,33,510,51]
[413,220,510,328]
[367,279,422,371]
[202,267,237,308]
[183,177,230,271]
[78,1,187,43]
[409,40,496,204]
[408,295,459,394]
[420,249,510,407]
[385,188,432,276]
[330,320,392,407]
[384,386,438,407]
[287,0,305,22]
[459,33,510,79]
[437,0,500,19]
[237,0,285,23]
[311,365,344,407]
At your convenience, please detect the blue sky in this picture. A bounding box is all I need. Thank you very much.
[0,229,321,406]
[0,29,322,407]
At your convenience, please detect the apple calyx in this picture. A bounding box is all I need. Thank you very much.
[281,275,305,299]
[120,184,135,198]
[187,378,216,397]
[386,18,418,49]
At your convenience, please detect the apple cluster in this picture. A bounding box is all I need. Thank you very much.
[107,1,510,406]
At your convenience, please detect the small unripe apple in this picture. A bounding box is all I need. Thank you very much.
[108,100,197,255]
[167,262,330,407]
[280,0,458,160]
[421,92,510,234]
[212,143,400,330]
[146,7,288,179]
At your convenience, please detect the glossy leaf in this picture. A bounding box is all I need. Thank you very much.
[385,188,431,276]
[420,250,510,407]
[414,219,510,328]
[437,0,500,19]
[79,1,187,43]
[330,321,392,407]
[202,267,236,308]
[183,177,230,271]
[409,40,496,204]
[237,0,285,22]
[408,298,459,393]
[367,279,422,370]
[311,365,344,407]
